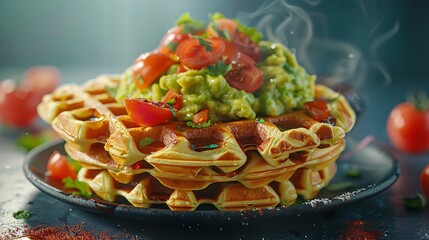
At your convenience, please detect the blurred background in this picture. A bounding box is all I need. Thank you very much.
[0,0,428,141]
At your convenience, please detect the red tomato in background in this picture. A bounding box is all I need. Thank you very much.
[132,52,175,91]
[175,37,225,69]
[224,53,263,92]
[386,102,429,153]
[47,151,77,180]
[0,80,40,127]
[421,165,429,198]
[22,66,61,97]
[125,98,174,127]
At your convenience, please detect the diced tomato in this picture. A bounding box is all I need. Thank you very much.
[162,90,183,110]
[175,37,225,69]
[132,52,175,91]
[125,98,174,127]
[304,100,331,121]
[224,53,263,92]
[192,109,209,124]
[46,151,77,180]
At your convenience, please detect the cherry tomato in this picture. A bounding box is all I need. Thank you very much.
[158,26,192,54]
[224,53,263,92]
[421,164,429,198]
[162,89,183,110]
[304,100,330,122]
[47,151,77,180]
[0,79,40,127]
[387,102,429,153]
[125,98,174,127]
[207,18,238,38]
[22,66,61,97]
[132,52,175,91]
[176,37,225,69]
[231,32,262,62]
[192,109,209,124]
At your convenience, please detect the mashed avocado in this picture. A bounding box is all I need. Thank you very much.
[115,40,315,122]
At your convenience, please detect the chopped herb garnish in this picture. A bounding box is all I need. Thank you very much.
[165,98,176,106]
[176,12,205,34]
[177,125,184,131]
[15,133,51,152]
[140,137,154,147]
[257,118,265,123]
[106,86,118,98]
[236,19,263,43]
[191,143,219,150]
[13,210,30,219]
[345,166,361,178]
[166,103,176,117]
[403,193,426,209]
[63,177,92,198]
[196,37,213,52]
[283,61,298,81]
[294,195,306,205]
[207,60,232,76]
[211,22,232,41]
[326,181,354,191]
[166,42,179,52]
[67,156,82,173]
[186,120,212,128]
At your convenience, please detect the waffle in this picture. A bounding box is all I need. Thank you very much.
[37,75,355,211]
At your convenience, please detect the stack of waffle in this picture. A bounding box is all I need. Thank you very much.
[38,75,355,211]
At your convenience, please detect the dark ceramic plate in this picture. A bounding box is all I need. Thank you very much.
[24,139,399,224]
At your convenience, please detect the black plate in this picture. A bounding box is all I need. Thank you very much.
[24,140,399,224]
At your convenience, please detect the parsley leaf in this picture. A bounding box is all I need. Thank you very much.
[166,42,179,52]
[211,22,232,41]
[139,137,154,147]
[257,118,265,123]
[236,19,263,43]
[13,210,31,219]
[207,61,232,76]
[186,120,212,128]
[190,143,219,150]
[63,177,92,198]
[15,133,51,152]
[175,12,205,34]
[196,37,213,52]
[403,193,426,209]
[67,156,82,173]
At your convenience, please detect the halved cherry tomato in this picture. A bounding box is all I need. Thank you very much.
[125,98,174,127]
[231,32,262,62]
[132,52,175,91]
[176,37,225,69]
[0,79,40,127]
[387,101,429,153]
[47,151,77,180]
[162,89,183,110]
[158,26,192,54]
[304,100,330,122]
[207,18,238,38]
[421,164,429,198]
[22,66,61,97]
[224,53,263,92]
[192,109,209,125]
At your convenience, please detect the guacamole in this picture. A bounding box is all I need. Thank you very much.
[115,41,315,122]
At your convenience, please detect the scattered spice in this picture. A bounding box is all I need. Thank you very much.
[12,210,31,219]
[341,220,384,240]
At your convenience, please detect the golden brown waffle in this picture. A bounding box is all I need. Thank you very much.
[38,75,355,211]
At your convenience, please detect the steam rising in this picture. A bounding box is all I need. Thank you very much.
[237,0,399,88]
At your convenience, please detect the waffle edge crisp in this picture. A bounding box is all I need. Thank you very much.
[38,75,356,211]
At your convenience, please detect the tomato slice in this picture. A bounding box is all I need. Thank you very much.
[192,109,209,125]
[158,26,192,54]
[132,52,175,91]
[224,53,263,92]
[207,18,238,38]
[47,151,77,180]
[231,32,262,62]
[162,89,183,110]
[176,37,225,69]
[125,98,174,127]
[304,100,331,121]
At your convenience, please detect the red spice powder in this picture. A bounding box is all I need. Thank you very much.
[1,223,136,240]
[340,220,384,240]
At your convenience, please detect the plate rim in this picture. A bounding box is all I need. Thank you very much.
[23,140,400,223]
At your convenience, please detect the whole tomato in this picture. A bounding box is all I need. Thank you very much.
[421,165,429,198]
[386,97,429,153]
